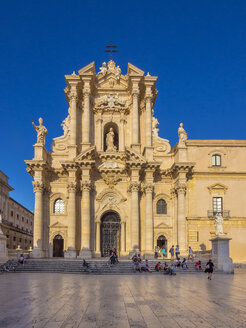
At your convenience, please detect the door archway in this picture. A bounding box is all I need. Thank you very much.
[157,235,167,250]
[101,211,121,257]
[53,234,64,257]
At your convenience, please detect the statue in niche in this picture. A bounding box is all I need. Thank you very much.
[178,123,187,146]
[214,213,224,236]
[32,117,47,145]
[106,128,117,152]
[99,62,107,76]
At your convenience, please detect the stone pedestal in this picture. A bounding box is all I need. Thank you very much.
[30,247,43,258]
[210,236,234,273]
[64,249,77,259]
[78,249,92,259]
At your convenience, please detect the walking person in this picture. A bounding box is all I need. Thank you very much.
[188,246,194,261]
[169,245,174,259]
[175,245,180,259]
[205,259,214,280]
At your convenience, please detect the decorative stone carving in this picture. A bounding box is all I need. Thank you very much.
[115,65,121,81]
[32,118,48,145]
[101,172,121,188]
[98,60,121,81]
[67,182,77,193]
[80,181,92,192]
[214,213,224,236]
[97,94,126,110]
[61,114,71,136]
[32,181,44,193]
[106,128,117,152]
[152,117,160,138]
[144,184,154,194]
[175,182,187,193]
[129,182,140,193]
[104,196,118,206]
[178,123,187,147]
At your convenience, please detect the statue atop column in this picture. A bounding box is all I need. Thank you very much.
[99,62,107,76]
[32,118,48,145]
[178,123,187,146]
[214,213,224,236]
[106,128,116,152]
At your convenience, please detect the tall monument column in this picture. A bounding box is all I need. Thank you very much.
[65,181,77,258]
[176,183,187,253]
[31,181,44,258]
[145,95,152,147]
[130,181,140,252]
[144,184,154,257]
[80,181,92,258]
[82,79,91,151]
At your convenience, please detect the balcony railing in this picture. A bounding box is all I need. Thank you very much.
[207,210,230,218]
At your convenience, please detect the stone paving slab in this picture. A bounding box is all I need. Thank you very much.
[0,270,246,328]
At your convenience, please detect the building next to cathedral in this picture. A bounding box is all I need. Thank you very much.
[0,170,34,251]
[25,60,246,262]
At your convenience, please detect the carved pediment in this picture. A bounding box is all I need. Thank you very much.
[126,147,146,163]
[49,221,68,229]
[75,146,96,162]
[127,63,145,76]
[154,222,172,229]
[208,183,228,194]
[94,93,128,113]
[78,62,96,76]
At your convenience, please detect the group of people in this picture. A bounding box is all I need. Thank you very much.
[168,245,194,261]
[132,251,215,279]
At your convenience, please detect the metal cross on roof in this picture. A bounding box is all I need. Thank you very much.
[105,41,118,60]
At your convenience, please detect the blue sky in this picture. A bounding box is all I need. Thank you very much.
[0,1,245,211]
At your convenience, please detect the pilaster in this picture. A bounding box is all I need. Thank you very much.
[81,78,92,151]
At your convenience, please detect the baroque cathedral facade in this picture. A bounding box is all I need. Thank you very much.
[26,60,246,261]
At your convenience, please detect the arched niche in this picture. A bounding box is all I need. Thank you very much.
[103,122,119,152]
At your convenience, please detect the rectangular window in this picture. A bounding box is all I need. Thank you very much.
[212,155,221,166]
[22,217,24,222]
[17,214,19,219]
[11,211,13,217]
[213,197,223,215]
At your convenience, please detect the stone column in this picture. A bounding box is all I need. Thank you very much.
[97,113,103,151]
[131,84,140,152]
[176,184,187,253]
[69,87,78,158]
[121,221,126,254]
[144,184,154,257]
[65,182,77,258]
[145,96,152,147]
[79,182,92,258]
[31,181,44,258]
[119,114,125,151]
[82,81,91,151]
[95,221,100,255]
[130,182,140,252]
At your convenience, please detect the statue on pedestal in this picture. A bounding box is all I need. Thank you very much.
[99,62,107,76]
[178,123,187,146]
[214,213,224,236]
[32,118,47,145]
[106,128,116,152]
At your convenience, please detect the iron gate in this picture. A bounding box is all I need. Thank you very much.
[101,212,120,257]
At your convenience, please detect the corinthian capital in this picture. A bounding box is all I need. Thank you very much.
[175,182,187,194]
[144,183,154,194]
[83,86,91,97]
[129,182,140,193]
[32,181,44,193]
[80,181,92,192]
[67,182,77,192]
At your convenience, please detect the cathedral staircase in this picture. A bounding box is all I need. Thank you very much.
[14,259,210,274]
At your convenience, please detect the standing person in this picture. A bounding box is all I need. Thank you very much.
[205,259,214,280]
[188,246,194,261]
[169,245,175,259]
[175,245,180,259]
[181,258,188,270]
[154,247,158,259]
[162,248,166,259]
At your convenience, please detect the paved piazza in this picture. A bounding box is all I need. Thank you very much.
[1,271,246,328]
